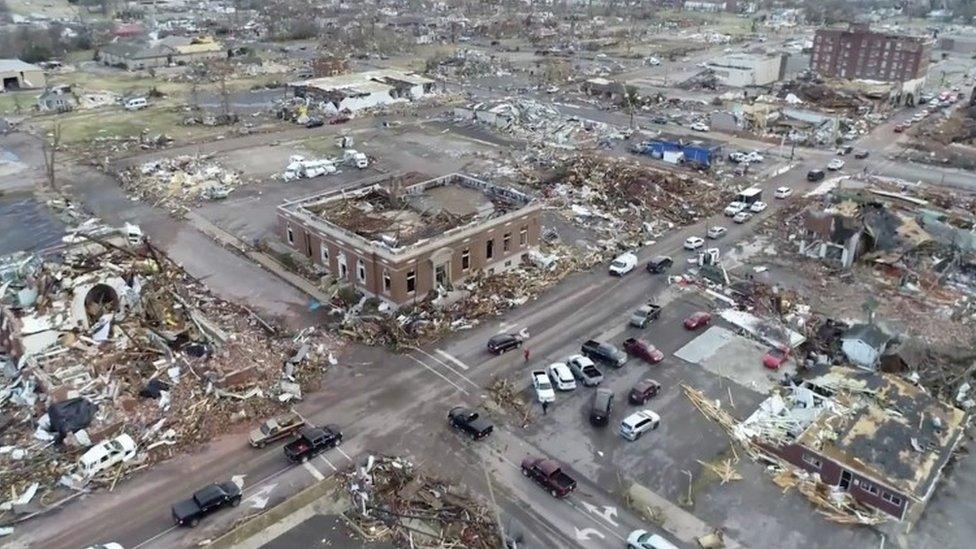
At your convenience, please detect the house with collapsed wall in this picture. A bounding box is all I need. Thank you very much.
[737,368,968,521]
[288,69,436,114]
[277,173,543,307]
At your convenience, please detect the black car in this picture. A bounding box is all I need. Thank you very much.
[652,116,668,124]
[854,150,870,159]
[284,425,343,463]
[590,389,614,426]
[487,333,522,355]
[305,118,324,128]
[581,340,627,367]
[807,169,825,182]
[172,481,242,527]
[448,407,493,440]
[646,255,673,274]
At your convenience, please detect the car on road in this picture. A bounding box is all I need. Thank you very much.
[762,347,789,370]
[690,122,709,132]
[531,370,556,403]
[623,338,664,364]
[590,388,615,426]
[284,425,343,463]
[619,410,660,441]
[836,145,853,156]
[806,169,825,182]
[749,200,767,213]
[627,529,680,549]
[629,379,661,405]
[581,339,627,367]
[774,186,793,199]
[827,158,845,171]
[566,355,603,386]
[486,333,522,355]
[249,411,305,448]
[683,311,711,330]
[630,303,662,328]
[448,407,493,440]
[893,124,905,133]
[723,201,747,216]
[684,236,705,250]
[652,116,668,124]
[521,456,577,498]
[305,118,324,129]
[547,362,577,391]
[706,226,727,240]
[172,481,242,527]
[854,150,870,159]
[732,211,752,224]
[609,251,638,276]
[646,255,673,274]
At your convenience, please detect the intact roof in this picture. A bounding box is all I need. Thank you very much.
[0,59,41,73]
[842,323,890,349]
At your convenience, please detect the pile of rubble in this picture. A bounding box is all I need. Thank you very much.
[117,155,245,214]
[343,455,497,548]
[0,226,334,524]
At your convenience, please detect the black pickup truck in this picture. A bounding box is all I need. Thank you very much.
[448,407,494,440]
[284,425,343,463]
[171,481,242,527]
[581,339,628,367]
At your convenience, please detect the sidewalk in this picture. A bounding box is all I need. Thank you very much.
[627,482,744,548]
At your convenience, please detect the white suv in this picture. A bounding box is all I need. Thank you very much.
[546,362,577,391]
[619,410,660,441]
[724,202,746,216]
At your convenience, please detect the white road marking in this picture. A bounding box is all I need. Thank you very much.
[435,348,470,370]
[302,461,325,481]
[319,455,338,472]
[335,447,353,462]
[245,484,277,509]
[409,347,479,389]
[574,526,606,541]
[498,321,517,332]
[131,526,176,549]
[404,354,469,394]
[581,501,619,527]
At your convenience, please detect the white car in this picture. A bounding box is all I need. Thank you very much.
[744,151,764,163]
[690,122,709,132]
[774,186,793,199]
[827,159,845,171]
[627,530,679,549]
[619,410,661,441]
[683,236,705,250]
[609,252,638,276]
[749,201,767,213]
[547,362,577,391]
[645,56,661,66]
[723,201,746,216]
[531,370,555,403]
[706,226,727,239]
[732,211,752,224]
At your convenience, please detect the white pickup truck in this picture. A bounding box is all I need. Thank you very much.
[531,370,556,403]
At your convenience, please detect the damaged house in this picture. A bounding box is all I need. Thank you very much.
[288,70,435,114]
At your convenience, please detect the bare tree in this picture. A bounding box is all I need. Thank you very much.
[42,123,62,192]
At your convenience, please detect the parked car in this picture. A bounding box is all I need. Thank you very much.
[329,116,351,125]
[172,481,242,527]
[732,211,752,224]
[627,529,680,549]
[646,255,673,274]
[762,347,789,370]
[547,362,577,391]
[619,410,660,440]
[532,370,556,403]
[284,425,343,463]
[774,186,793,199]
[683,311,711,330]
[749,201,767,213]
[629,379,661,405]
[305,118,324,129]
[249,411,305,448]
[684,236,705,250]
[609,251,638,276]
[706,226,727,240]
[520,456,577,498]
[827,158,845,171]
[652,116,668,124]
[806,169,825,182]
[566,355,603,386]
[744,151,764,163]
[893,124,905,133]
[723,202,746,216]
[590,388,615,426]
[486,333,522,355]
[854,150,870,159]
[581,339,627,367]
[836,145,853,156]
[623,338,664,364]
[448,407,493,440]
[629,303,662,328]
[690,122,709,132]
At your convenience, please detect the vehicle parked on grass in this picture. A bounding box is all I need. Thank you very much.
[683,311,711,330]
[590,388,615,426]
[249,411,305,448]
[629,303,662,328]
[172,481,242,527]
[723,202,747,216]
[706,226,727,240]
[762,347,789,370]
[532,370,556,403]
[827,158,845,171]
[486,333,522,354]
[627,529,680,549]
[749,201,767,213]
[629,379,661,405]
[646,255,673,273]
[609,251,638,276]
[623,338,664,364]
[732,211,752,224]
[684,236,705,250]
[566,355,603,386]
[520,456,577,498]
[448,407,493,440]
[284,425,343,463]
[619,410,660,441]
[581,340,627,367]
[774,187,793,199]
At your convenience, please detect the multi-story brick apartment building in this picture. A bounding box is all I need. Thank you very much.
[277,173,542,307]
[811,24,931,84]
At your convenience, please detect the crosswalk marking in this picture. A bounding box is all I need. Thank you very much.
[435,348,470,370]
[319,455,338,472]
[335,447,353,462]
[302,460,324,480]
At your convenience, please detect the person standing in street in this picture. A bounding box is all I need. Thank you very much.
[524,348,530,363]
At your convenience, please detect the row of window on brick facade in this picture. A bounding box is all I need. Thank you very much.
[802,453,903,507]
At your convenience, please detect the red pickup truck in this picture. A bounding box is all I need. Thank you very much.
[521,456,577,498]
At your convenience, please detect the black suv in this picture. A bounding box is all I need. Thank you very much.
[487,333,522,355]
[590,389,614,426]
[807,169,825,182]
[646,256,673,274]
[581,340,627,367]
[172,481,242,528]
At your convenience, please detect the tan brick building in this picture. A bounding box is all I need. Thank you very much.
[277,173,542,307]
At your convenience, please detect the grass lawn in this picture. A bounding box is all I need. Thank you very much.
[33,107,223,146]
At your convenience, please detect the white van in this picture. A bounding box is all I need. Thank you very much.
[124,97,148,111]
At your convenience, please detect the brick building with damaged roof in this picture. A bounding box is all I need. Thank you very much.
[276,173,542,307]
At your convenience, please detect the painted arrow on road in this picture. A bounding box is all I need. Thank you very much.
[581,501,619,527]
[574,527,606,542]
[245,483,277,510]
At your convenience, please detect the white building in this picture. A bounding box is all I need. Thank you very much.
[705,54,785,87]
[289,70,436,114]
[840,324,892,370]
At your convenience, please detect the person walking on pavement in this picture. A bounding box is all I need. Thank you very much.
[542,401,549,415]
[524,348,530,363]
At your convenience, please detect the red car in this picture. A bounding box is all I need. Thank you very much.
[893,124,905,133]
[329,116,351,125]
[629,379,661,404]
[683,312,711,330]
[623,338,664,364]
[762,348,789,370]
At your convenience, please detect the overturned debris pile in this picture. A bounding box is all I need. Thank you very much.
[343,455,497,548]
[118,155,244,214]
